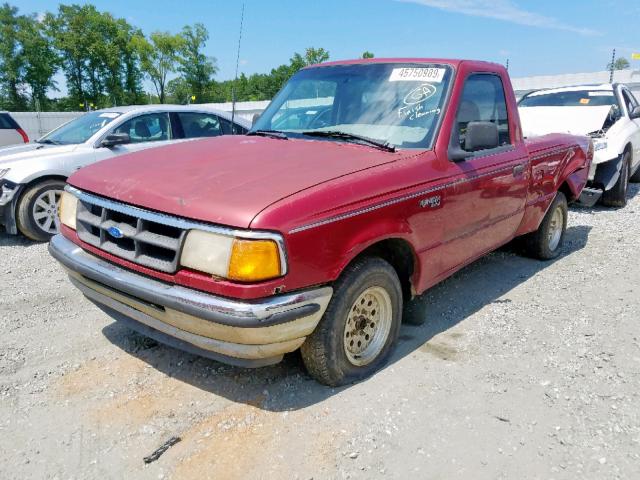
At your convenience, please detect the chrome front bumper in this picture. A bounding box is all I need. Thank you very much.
[49,234,333,367]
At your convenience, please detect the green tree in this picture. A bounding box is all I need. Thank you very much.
[135,31,183,103]
[290,47,330,69]
[166,77,191,104]
[362,51,375,59]
[17,13,59,110]
[607,57,630,71]
[46,4,144,109]
[178,23,217,103]
[0,3,27,110]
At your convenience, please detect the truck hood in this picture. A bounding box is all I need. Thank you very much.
[0,143,78,166]
[519,106,612,137]
[69,135,400,228]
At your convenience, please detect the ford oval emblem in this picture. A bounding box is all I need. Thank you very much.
[107,226,124,239]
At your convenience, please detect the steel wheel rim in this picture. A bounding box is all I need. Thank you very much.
[547,206,563,252]
[343,286,393,367]
[32,189,63,234]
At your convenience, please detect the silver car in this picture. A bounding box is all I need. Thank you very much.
[0,105,250,241]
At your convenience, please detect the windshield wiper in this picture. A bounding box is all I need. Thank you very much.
[301,130,396,152]
[36,139,61,145]
[247,129,288,140]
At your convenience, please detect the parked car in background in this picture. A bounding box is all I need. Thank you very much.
[519,84,640,207]
[0,105,250,241]
[0,112,29,147]
[50,58,592,386]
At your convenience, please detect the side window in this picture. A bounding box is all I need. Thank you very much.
[177,112,222,138]
[621,89,638,114]
[219,117,247,135]
[113,113,171,143]
[454,74,511,152]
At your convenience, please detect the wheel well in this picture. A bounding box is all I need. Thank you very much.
[24,175,68,190]
[14,175,68,212]
[623,143,632,163]
[351,238,417,301]
[558,182,574,202]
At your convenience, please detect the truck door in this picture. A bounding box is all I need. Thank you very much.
[440,73,529,269]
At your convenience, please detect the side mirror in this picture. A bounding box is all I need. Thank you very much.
[629,105,640,119]
[464,121,499,151]
[101,132,130,148]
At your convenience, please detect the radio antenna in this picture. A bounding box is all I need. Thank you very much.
[231,2,245,132]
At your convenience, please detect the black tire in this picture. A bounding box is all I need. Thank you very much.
[521,191,568,260]
[16,179,66,242]
[300,257,402,386]
[402,296,428,326]
[601,153,630,207]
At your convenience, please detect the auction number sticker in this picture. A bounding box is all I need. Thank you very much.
[389,67,445,83]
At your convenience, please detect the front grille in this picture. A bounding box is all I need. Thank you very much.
[76,198,186,273]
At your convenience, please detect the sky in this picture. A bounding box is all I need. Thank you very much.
[15,0,640,93]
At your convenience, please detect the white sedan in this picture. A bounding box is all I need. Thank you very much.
[0,105,250,241]
[519,83,640,207]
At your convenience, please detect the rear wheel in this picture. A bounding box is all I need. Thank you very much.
[301,257,402,386]
[601,152,630,207]
[16,179,65,242]
[521,191,568,260]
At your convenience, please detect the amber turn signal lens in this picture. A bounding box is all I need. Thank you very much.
[227,239,281,282]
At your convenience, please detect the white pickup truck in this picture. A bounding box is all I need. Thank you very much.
[519,83,640,207]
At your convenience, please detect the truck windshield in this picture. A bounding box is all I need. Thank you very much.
[38,111,121,145]
[252,63,453,149]
[519,90,617,108]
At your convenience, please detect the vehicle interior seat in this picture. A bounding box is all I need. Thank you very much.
[134,120,151,140]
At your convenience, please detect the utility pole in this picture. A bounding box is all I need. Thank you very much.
[609,48,616,83]
[505,58,509,71]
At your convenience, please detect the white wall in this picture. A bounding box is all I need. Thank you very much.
[10,111,83,141]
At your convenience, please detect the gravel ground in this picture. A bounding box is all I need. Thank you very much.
[1,185,639,480]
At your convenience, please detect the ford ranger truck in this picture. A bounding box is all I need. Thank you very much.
[49,59,592,386]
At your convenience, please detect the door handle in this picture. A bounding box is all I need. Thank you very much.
[513,164,525,176]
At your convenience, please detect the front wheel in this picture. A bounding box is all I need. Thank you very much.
[301,257,402,386]
[521,191,568,260]
[16,179,66,242]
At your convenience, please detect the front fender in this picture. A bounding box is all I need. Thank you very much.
[331,217,420,283]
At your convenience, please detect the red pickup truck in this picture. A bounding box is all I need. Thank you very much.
[50,59,592,386]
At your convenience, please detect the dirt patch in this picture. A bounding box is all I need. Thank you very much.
[419,340,458,360]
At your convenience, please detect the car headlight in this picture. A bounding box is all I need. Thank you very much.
[59,190,78,230]
[594,141,608,151]
[180,229,285,282]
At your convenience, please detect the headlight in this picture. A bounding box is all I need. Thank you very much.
[594,141,608,151]
[180,230,285,282]
[0,168,10,179]
[59,190,78,230]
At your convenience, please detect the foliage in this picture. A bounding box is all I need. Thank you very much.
[134,31,183,104]
[45,4,145,109]
[0,2,331,111]
[607,57,630,71]
[362,51,375,59]
[178,23,217,103]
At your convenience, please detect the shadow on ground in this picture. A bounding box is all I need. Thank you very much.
[0,229,38,247]
[102,225,592,412]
